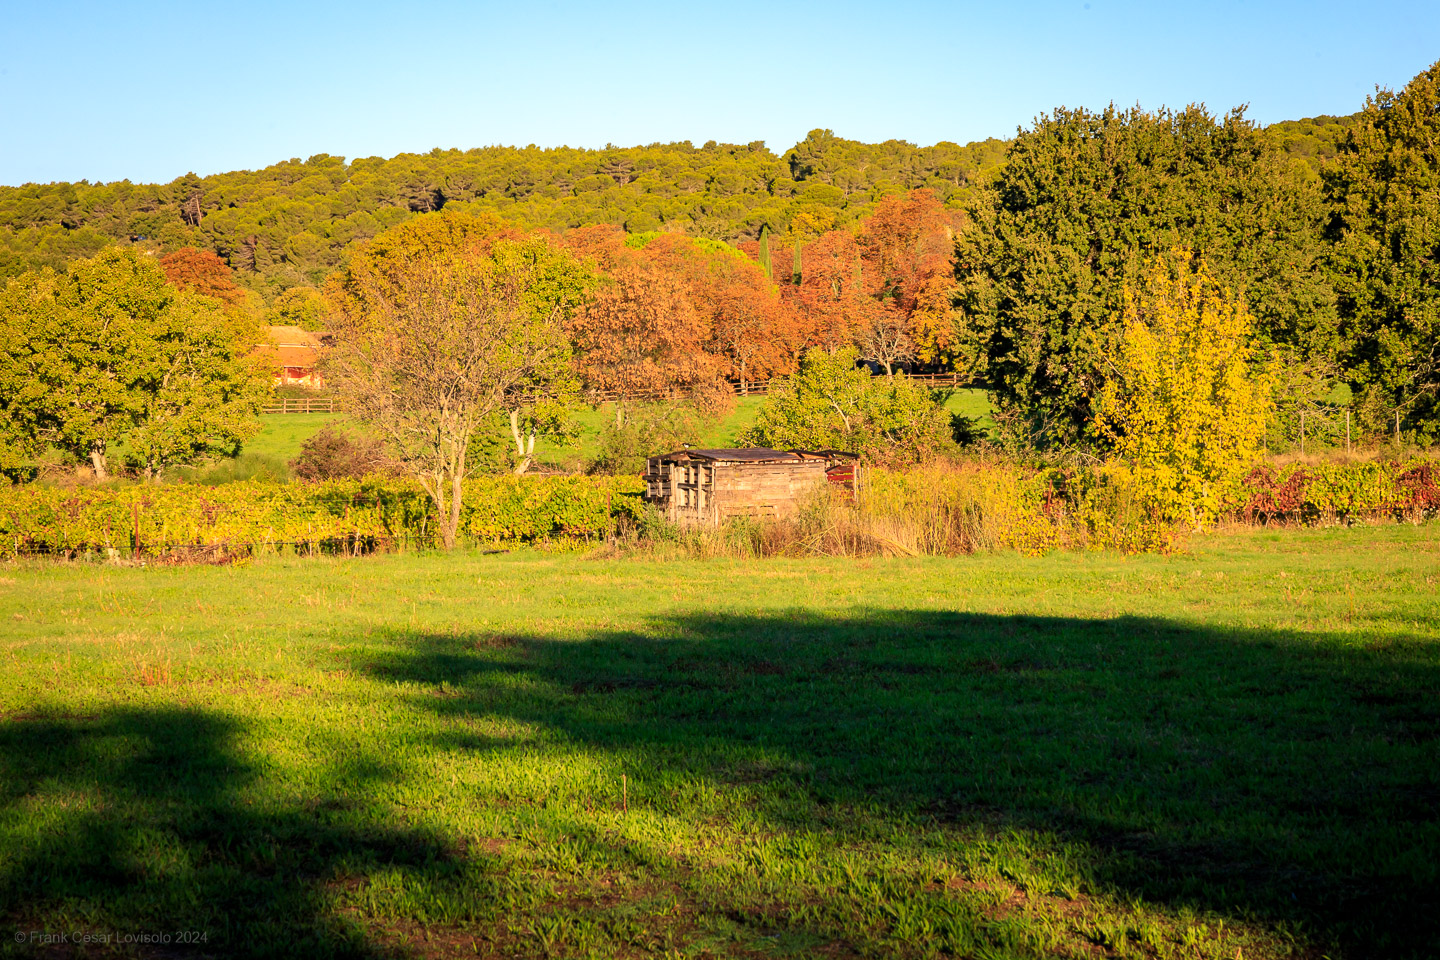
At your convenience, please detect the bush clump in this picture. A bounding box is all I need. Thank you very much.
[745,347,956,465]
[588,404,706,476]
[289,426,392,480]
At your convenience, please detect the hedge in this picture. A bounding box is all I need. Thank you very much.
[1233,459,1440,523]
[0,475,646,559]
[1,459,1435,561]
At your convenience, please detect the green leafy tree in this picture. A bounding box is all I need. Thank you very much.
[587,401,706,476]
[1325,61,1440,441]
[123,293,271,480]
[957,104,1334,446]
[746,347,953,465]
[0,248,264,480]
[266,286,330,330]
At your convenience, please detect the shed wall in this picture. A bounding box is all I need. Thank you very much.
[710,462,827,521]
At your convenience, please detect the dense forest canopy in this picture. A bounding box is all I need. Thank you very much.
[0,133,1008,301]
[0,117,1344,304]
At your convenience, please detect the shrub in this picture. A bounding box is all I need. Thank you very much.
[588,403,705,476]
[1093,250,1271,527]
[178,452,292,485]
[1235,458,1440,523]
[289,426,391,480]
[0,475,646,559]
[746,347,955,465]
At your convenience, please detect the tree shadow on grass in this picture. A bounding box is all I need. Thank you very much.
[0,707,505,958]
[357,610,1440,959]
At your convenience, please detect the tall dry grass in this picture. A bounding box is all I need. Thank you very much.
[604,460,1178,560]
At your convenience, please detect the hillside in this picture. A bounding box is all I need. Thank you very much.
[1265,111,1363,173]
[0,112,1360,305]
[0,132,1007,302]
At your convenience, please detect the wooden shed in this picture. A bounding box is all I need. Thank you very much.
[644,448,858,525]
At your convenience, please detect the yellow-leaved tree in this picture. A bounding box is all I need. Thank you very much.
[1093,249,1271,528]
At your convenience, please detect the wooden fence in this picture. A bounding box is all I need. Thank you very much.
[260,373,971,415]
[261,398,339,414]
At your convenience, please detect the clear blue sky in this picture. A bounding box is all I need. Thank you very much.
[1,0,1435,186]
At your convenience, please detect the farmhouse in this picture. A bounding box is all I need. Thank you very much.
[644,448,859,525]
[256,325,328,388]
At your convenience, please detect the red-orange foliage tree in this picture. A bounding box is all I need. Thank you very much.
[159,247,248,310]
[856,189,961,365]
[565,249,726,423]
[788,230,882,358]
[641,234,799,394]
[557,223,629,273]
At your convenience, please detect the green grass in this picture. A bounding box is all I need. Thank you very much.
[246,413,353,464]
[243,388,995,475]
[0,526,1434,960]
[2,525,1437,958]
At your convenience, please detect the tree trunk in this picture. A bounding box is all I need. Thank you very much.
[444,469,463,550]
[509,409,535,475]
[429,468,447,550]
[89,444,109,481]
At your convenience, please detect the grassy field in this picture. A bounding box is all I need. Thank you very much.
[3,525,1437,959]
[248,413,353,464]
[241,390,994,475]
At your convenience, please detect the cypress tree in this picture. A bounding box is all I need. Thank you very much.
[1325,60,1440,441]
[758,225,772,280]
[792,240,802,284]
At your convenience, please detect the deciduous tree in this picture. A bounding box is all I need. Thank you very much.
[566,251,725,423]
[0,248,264,480]
[640,234,798,394]
[747,346,953,465]
[857,189,962,365]
[789,230,881,356]
[326,223,589,547]
[1093,250,1271,526]
[159,246,248,309]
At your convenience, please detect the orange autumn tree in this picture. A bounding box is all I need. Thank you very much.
[788,230,884,360]
[856,189,962,366]
[642,234,799,395]
[563,230,727,423]
[159,247,249,311]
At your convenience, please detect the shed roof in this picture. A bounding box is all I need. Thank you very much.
[655,447,855,463]
[254,325,324,370]
[254,343,320,369]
